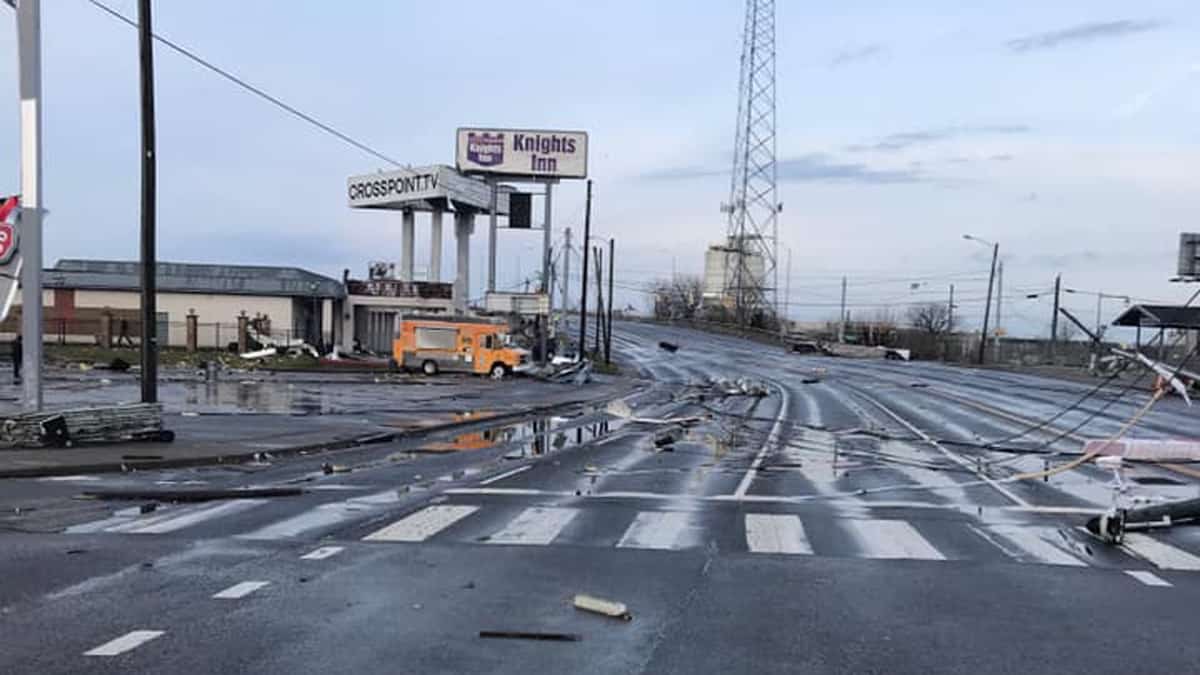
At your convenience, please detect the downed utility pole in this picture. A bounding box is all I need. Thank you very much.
[1087,496,1200,544]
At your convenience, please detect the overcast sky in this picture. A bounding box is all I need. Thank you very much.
[1,1,1198,337]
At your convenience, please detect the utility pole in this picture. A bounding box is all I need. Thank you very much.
[1095,293,1103,340]
[1049,274,1061,361]
[781,247,791,340]
[594,245,603,357]
[838,276,847,343]
[562,227,571,312]
[977,242,999,365]
[993,260,1003,363]
[487,178,497,293]
[138,0,158,403]
[605,238,614,365]
[577,180,591,357]
[16,0,44,411]
[539,181,554,367]
[948,284,955,330]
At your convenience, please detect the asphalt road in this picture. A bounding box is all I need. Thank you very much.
[4,320,1200,674]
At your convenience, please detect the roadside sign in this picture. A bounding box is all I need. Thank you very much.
[456,128,588,179]
[0,195,22,321]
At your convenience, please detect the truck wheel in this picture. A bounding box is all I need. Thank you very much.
[422,360,439,376]
[489,363,508,380]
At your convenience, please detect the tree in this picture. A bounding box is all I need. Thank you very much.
[651,275,704,320]
[907,302,955,336]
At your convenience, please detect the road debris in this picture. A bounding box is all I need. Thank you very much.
[80,486,304,502]
[478,630,580,642]
[658,341,679,353]
[0,403,169,448]
[573,594,633,621]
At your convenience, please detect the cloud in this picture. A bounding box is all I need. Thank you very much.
[1006,20,1164,53]
[990,154,1015,161]
[776,153,923,184]
[846,125,1031,153]
[830,44,885,68]
[641,153,924,185]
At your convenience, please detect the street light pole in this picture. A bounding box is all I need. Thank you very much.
[15,0,44,411]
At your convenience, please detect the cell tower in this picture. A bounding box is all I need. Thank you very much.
[722,0,780,328]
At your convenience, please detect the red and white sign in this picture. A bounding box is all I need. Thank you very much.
[0,195,18,265]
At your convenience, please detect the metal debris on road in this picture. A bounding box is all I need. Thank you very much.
[573,594,633,621]
[478,630,581,642]
[0,403,169,448]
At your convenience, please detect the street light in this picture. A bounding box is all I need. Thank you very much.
[1064,288,1131,338]
[962,234,1000,365]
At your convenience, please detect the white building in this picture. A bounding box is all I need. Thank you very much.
[703,236,766,307]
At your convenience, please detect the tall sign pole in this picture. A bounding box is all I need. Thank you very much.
[539,180,553,366]
[977,242,998,365]
[138,0,158,403]
[16,0,44,411]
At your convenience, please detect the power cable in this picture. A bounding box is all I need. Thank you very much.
[85,0,402,167]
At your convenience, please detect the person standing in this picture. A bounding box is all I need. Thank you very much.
[12,333,22,384]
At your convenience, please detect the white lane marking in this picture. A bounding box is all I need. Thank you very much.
[363,505,479,542]
[745,514,812,554]
[445,487,1099,514]
[212,581,270,599]
[616,511,691,550]
[300,546,345,560]
[1121,533,1200,571]
[488,507,578,545]
[734,382,789,499]
[86,499,266,535]
[1126,570,1172,587]
[84,630,164,656]
[979,525,1087,567]
[478,464,532,486]
[39,475,101,482]
[851,389,1030,507]
[306,484,367,491]
[843,519,946,560]
[240,506,349,540]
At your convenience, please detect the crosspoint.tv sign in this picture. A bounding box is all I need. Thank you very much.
[456,128,588,179]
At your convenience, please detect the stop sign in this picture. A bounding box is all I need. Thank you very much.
[0,222,18,265]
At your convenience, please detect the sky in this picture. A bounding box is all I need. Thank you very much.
[1,0,1198,338]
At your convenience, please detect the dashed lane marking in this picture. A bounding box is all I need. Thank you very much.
[84,630,164,657]
[300,546,345,560]
[478,464,532,486]
[212,581,270,599]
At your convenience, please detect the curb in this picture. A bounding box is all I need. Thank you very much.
[0,386,642,479]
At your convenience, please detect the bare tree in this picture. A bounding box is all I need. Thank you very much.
[907,302,955,336]
[651,276,704,320]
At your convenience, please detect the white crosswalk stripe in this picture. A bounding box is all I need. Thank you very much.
[1121,533,1200,571]
[842,519,945,560]
[67,499,267,535]
[745,514,812,554]
[487,507,578,545]
[617,511,692,550]
[363,505,479,542]
[977,525,1087,567]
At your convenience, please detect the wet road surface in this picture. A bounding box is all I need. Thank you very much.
[4,321,1200,674]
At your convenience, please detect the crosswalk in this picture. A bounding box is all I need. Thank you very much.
[62,495,1200,574]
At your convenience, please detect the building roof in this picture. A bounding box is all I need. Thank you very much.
[44,259,344,299]
[1112,304,1200,330]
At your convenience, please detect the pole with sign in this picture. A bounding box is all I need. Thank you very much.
[16,0,43,410]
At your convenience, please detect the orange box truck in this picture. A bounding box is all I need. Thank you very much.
[393,317,531,379]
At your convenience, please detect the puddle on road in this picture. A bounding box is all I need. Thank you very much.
[412,414,616,458]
